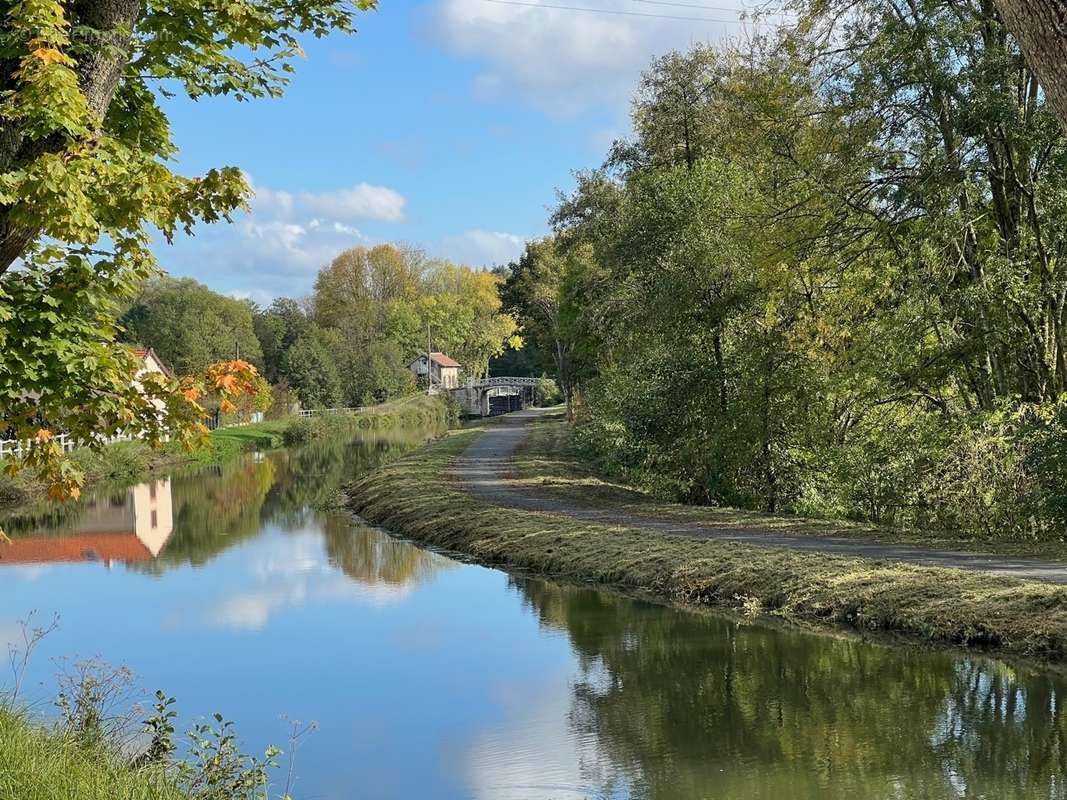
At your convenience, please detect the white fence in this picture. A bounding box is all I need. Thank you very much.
[0,431,134,459]
[297,406,364,418]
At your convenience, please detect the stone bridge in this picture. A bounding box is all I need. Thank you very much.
[447,376,539,417]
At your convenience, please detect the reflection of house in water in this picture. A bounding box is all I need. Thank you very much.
[0,479,174,567]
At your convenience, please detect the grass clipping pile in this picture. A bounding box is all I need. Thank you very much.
[347,423,1067,662]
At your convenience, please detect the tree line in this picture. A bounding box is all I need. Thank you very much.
[123,244,519,411]
[500,0,1067,539]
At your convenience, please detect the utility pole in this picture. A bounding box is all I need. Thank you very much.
[426,322,432,396]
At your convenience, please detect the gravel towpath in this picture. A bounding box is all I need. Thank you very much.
[449,407,1067,584]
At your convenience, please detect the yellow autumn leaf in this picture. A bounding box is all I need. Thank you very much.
[31,47,68,65]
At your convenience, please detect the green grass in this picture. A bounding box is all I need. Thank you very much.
[514,411,1067,560]
[346,417,1067,662]
[0,708,184,800]
[208,418,291,449]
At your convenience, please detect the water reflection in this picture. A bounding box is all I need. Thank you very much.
[0,426,441,574]
[3,425,1067,799]
[511,578,1067,800]
[0,479,173,567]
[204,523,452,630]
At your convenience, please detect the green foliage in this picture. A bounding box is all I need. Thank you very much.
[511,3,1067,539]
[121,278,263,375]
[0,707,185,800]
[351,340,417,404]
[251,243,519,411]
[0,0,374,498]
[280,330,342,409]
[535,377,563,406]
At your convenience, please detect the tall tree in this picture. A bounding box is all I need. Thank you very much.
[994,1,1067,133]
[502,239,577,411]
[0,0,373,496]
[122,277,263,375]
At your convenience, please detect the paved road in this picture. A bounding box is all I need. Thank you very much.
[450,408,1067,584]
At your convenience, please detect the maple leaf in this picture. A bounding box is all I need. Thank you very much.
[31,47,69,65]
[35,428,53,442]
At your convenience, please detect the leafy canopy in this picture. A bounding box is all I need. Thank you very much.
[0,0,375,498]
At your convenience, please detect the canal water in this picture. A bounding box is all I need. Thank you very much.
[2,427,1066,799]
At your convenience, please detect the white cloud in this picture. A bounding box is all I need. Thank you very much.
[249,177,407,224]
[426,0,763,115]
[151,176,413,302]
[440,229,527,267]
[297,184,407,223]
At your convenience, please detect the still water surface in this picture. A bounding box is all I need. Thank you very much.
[2,427,1067,799]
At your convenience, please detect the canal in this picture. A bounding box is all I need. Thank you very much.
[1,426,1066,799]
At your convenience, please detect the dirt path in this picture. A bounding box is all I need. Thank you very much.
[450,408,1067,584]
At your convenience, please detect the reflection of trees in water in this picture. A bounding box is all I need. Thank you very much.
[322,513,450,587]
[514,578,1067,800]
[260,428,439,529]
[133,458,276,574]
[138,426,440,573]
[0,486,130,537]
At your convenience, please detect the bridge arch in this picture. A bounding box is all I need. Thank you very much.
[447,376,539,417]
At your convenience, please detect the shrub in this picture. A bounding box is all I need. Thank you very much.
[282,418,315,445]
[536,377,563,406]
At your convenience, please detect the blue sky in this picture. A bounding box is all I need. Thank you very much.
[156,0,759,303]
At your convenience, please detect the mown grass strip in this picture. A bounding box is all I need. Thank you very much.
[346,421,1067,662]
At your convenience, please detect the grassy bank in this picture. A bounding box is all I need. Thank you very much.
[515,414,1067,560]
[0,708,183,800]
[346,416,1067,662]
[0,395,454,513]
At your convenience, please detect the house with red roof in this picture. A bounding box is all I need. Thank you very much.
[408,352,462,389]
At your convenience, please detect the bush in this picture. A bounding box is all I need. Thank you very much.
[282,418,315,445]
[536,377,563,406]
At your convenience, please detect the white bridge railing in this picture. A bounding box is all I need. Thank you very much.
[455,376,541,390]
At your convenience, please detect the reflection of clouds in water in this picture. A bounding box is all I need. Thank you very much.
[0,619,24,649]
[212,575,415,630]
[461,675,626,800]
[6,565,52,581]
[205,529,427,631]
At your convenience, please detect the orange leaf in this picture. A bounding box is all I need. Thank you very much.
[35,428,53,443]
[220,398,236,414]
[216,373,237,391]
[182,387,201,402]
[31,47,67,65]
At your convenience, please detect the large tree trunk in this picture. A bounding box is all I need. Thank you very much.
[0,0,139,276]
[995,0,1067,133]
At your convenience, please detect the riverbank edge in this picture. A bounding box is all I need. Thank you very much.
[345,420,1067,663]
[0,394,454,514]
[0,707,185,800]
